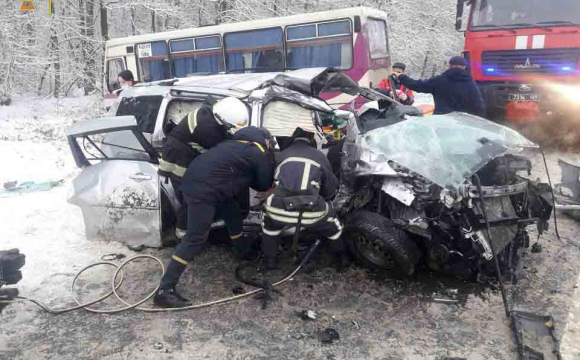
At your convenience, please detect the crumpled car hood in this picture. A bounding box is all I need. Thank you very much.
[359,112,538,190]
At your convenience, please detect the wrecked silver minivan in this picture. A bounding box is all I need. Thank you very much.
[67,68,347,248]
[67,68,553,280]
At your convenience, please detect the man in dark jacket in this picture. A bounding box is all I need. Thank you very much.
[154,126,275,308]
[261,128,347,270]
[396,56,485,117]
[158,96,249,239]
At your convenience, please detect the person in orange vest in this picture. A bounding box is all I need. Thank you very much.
[377,62,415,106]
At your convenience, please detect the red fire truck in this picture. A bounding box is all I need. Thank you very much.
[456,0,580,121]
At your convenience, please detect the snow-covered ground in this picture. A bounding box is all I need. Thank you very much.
[1,96,579,360]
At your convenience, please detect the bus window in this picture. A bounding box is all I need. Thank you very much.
[367,19,389,59]
[107,58,126,92]
[224,28,284,72]
[169,35,223,77]
[137,41,170,82]
[286,20,353,70]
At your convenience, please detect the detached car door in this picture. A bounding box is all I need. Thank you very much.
[66,116,163,248]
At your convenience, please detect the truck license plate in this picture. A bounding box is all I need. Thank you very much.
[509,94,541,102]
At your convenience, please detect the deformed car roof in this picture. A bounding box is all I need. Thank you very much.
[125,67,359,98]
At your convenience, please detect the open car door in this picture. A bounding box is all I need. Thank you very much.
[66,116,163,248]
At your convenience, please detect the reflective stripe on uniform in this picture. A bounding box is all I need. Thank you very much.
[265,212,326,225]
[328,230,343,240]
[230,233,243,240]
[191,144,206,153]
[237,140,265,153]
[159,158,186,177]
[261,225,283,236]
[187,109,199,134]
[172,255,189,265]
[253,142,265,153]
[264,195,328,219]
[274,157,321,180]
[326,217,343,240]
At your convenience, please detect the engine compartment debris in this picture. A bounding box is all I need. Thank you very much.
[512,310,562,360]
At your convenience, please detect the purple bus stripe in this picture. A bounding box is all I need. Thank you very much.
[343,30,370,83]
[319,30,370,107]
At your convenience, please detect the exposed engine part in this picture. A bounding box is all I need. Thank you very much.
[381,178,415,206]
[471,196,519,255]
[476,154,531,186]
[429,243,451,264]
[466,230,494,261]
[459,181,528,199]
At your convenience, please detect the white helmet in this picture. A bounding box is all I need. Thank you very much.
[213,97,250,130]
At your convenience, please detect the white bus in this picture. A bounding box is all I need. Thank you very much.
[105,7,391,105]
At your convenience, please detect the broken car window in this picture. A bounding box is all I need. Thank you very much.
[76,131,150,163]
[115,95,163,134]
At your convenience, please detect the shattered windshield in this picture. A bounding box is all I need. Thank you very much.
[362,113,537,190]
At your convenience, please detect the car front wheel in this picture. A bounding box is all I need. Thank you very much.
[344,210,421,276]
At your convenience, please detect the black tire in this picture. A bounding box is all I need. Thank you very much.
[344,211,421,276]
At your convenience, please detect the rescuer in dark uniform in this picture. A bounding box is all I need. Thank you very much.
[158,97,250,239]
[261,127,347,271]
[154,126,275,308]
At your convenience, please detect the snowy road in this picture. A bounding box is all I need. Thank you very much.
[1,98,579,360]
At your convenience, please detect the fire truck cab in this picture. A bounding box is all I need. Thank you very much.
[456,0,580,121]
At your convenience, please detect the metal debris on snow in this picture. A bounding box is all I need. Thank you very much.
[352,320,361,330]
[318,328,340,344]
[297,309,317,321]
[432,298,459,304]
[154,342,163,350]
[127,244,144,252]
[101,253,126,261]
[232,286,245,295]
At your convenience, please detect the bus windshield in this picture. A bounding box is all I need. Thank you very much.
[470,0,579,29]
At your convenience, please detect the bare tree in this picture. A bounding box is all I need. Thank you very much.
[2,0,464,102]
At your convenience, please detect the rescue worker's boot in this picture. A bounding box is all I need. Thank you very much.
[153,287,192,308]
[232,234,256,261]
[154,258,192,308]
[328,237,350,272]
[261,234,280,271]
